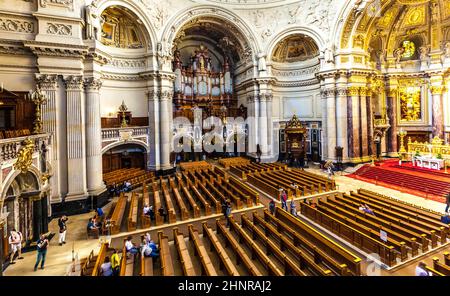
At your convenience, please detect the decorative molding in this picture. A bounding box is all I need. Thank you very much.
[40,0,73,10]
[160,90,173,101]
[0,17,34,33]
[272,64,320,78]
[147,90,161,100]
[430,85,446,95]
[259,93,273,102]
[101,73,143,81]
[46,23,72,36]
[336,88,348,96]
[23,41,89,58]
[274,78,319,87]
[347,86,360,96]
[108,58,146,69]
[320,87,336,98]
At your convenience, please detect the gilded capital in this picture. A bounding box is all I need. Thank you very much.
[359,87,368,96]
[347,86,360,96]
[430,85,445,95]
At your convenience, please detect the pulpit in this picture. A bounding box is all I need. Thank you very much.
[284,115,307,166]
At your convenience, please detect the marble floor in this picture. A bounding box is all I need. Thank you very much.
[3,163,448,276]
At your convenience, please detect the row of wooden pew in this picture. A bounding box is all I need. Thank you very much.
[103,168,154,187]
[219,157,250,169]
[246,168,336,200]
[229,162,287,180]
[300,189,450,266]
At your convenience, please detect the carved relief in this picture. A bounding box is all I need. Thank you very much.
[46,23,72,36]
[0,17,34,33]
[40,0,73,10]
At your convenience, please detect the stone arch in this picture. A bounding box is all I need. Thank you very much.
[96,0,158,52]
[266,26,326,63]
[161,5,261,65]
[1,166,42,202]
[101,140,149,155]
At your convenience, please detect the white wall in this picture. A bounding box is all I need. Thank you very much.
[100,82,148,118]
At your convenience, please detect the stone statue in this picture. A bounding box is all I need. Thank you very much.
[323,43,335,64]
[394,47,405,64]
[418,45,429,61]
[85,0,101,40]
[444,42,450,58]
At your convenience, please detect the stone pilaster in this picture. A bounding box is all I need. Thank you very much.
[360,87,369,159]
[387,87,398,155]
[159,90,173,170]
[258,94,268,156]
[148,89,161,171]
[84,77,104,195]
[348,86,361,160]
[335,87,348,162]
[430,77,445,138]
[246,94,259,157]
[324,87,337,161]
[36,74,63,203]
[64,75,87,200]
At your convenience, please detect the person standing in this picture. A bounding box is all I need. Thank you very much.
[100,256,113,276]
[281,190,288,211]
[290,198,297,216]
[34,234,49,271]
[58,215,68,246]
[110,249,120,276]
[8,229,20,265]
[445,192,450,213]
[225,200,232,227]
[269,199,276,215]
[16,229,24,260]
[415,262,431,276]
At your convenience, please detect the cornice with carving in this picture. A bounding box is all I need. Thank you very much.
[0,15,34,34]
[275,78,319,88]
[23,41,89,58]
[101,73,143,81]
[40,0,74,11]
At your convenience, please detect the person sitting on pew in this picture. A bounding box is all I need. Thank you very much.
[108,185,116,198]
[143,204,151,216]
[125,236,139,255]
[269,199,276,215]
[124,180,132,192]
[149,205,155,220]
[158,207,168,223]
[290,198,297,217]
[441,213,450,224]
[415,262,431,276]
[87,218,98,230]
[359,204,376,216]
[148,240,159,258]
[100,256,113,276]
[96,207,104,217]
[92,215,102,229]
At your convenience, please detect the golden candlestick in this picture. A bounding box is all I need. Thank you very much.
[28,87,48,134]
[398,128,407,154]
[371,154,376,166]
[118,100,128,128]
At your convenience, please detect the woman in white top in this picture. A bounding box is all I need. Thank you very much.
[100,256,113,276]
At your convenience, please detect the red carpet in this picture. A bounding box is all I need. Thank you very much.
[346,159,450,203]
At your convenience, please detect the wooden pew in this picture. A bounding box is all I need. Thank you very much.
[142,191,151,229]
[158,231,175,276]
[215,219,263,276]
[173,228,196,276]
[180,183,201,218]
[140,256,153,276]
[190,183,213,215]
[172,186,189,221]
[444,252,450,266]
[110,195,127,234]
[161,182,177,223]
[188,224,217,276]
[127,193,138,232]
[152,183,163,226]
[81,250,95,276]
[299,203,397,266]
[229,176,260,205]
[202,222,239,276]
[432,257,450,276]
[92,243,109,276]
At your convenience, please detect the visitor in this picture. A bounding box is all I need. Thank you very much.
[87,218,98,230]
[143,204,151,216]
[148,240,160,258]
[441,213,450,224]
[141,237,152,257]
[124,180,132,192]
[269,199,276,215]
[225,200,232,227]
[58,215,68,246]
[125,235,139,255]
[290,198,297,217]
[110,249,120,276]
[445,192,450,213]
[256,144,262,163]
[415,262,431,276]
[280,189,288,211]
[100,256,113,276]
[16,230,24,261]
[34,234,49,271]
[158,206,167,222]
[299,152,305,170]
[144,232,151,244]
[8,229,20,265]
[359,204,376,216]
[149,205,155,220]
[96,207,104,217]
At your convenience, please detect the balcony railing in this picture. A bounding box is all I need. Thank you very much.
[101,126,149,141]
[0,133,50,162]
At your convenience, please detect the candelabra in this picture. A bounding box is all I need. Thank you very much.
[28,87,48,134]
[118,100,128,128]
[398,128,407,154]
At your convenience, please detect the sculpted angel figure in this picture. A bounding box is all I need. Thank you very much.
[418,45,430,62]
[394,47,405,64]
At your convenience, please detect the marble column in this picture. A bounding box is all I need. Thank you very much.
[64,76,87,199]
[159,90,172,170]
[431,85,445,139]
[324,87,336,161]
[366,90,375,157]
[266,93,274,160]
[387,88,398,155]
[321,88,328,159]
[36,74,62,202]
[348,86,361,160]
[360,87,369,159]
[335,87,348,162]
[259,94,268,157]
[246,95,259,157]
[84,78,104,195]
[148,90,161,171]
